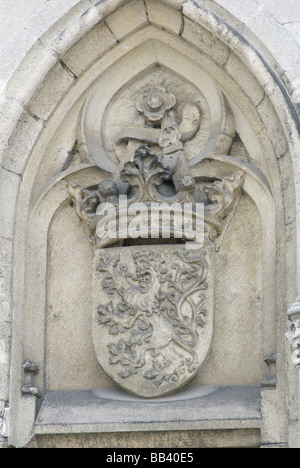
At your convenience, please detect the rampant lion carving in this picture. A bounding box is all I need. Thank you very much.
[96,248,209,389]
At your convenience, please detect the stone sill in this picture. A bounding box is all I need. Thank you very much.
[34,385,261,435]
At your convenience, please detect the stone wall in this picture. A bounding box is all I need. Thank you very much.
[0,0,300,448]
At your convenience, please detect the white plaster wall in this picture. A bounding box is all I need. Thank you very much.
[1,1,300,101]
[0,0,300,447]
[213,0,300,97]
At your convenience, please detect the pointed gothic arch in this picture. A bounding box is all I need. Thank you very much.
[1,0,299,448]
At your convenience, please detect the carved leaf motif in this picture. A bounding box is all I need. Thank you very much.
[120,145,172,199]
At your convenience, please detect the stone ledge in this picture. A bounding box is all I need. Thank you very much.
[26,428,262,448]
[35,385,261,435]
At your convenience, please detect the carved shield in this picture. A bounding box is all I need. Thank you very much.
[67,80,244,398]
[92,244,214,398]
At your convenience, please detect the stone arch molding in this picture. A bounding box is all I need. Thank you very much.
[2,0,299,448]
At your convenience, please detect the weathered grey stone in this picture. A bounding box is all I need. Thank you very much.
[28,62,76,121]
[0,99,25,162]
[1,0,300,450]
[146,0,183,34]
[182,17,230,67]
[1,111,44,174]
[62,22,117,77]
[26,428,261,448]
[105,0,148,40]
[38,1,98,57]
[34,386,261,435]
[0,168,21,239]
[4,41,58,109]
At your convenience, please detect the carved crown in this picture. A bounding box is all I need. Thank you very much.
[67,144,244,249]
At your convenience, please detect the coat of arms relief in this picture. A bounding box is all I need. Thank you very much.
[67,72,244,398]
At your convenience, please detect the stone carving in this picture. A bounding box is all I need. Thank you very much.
[93,246,213,397]
[78,68,236,172]
[261,354,277,388]
[21,361,42,399]
[120,144,174,203]
[135,86,177,123]
[133,85,201,151]
[68,83,244,397]
[119,144,196,204]
[116,85,200,191]
[287,300,300,367]
[68,144,243,249]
